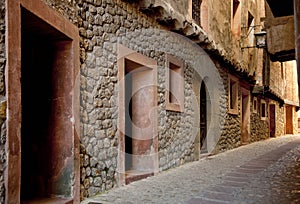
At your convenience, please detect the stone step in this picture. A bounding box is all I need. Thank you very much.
[22,197,73,204]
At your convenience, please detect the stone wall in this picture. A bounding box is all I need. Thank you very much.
[213,61,241,153]
[43,0,77,24]
[0,0,6,202]
[250,97,269,142]
[0,0,288,202]
[275,101,285,137]
[78,0,227,199]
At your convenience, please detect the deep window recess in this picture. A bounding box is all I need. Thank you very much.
[261,100,267,119]
[228,75,239,115]
[232,0,241,36]
[192,0,201,25]
[253,97,258,113]
[166,54,184,112]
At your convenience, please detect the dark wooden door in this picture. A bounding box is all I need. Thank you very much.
[286,105,293,134]
[200,82,207,153]
[269,104,276,137]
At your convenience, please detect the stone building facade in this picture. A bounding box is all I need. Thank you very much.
[0,0,299,203]
[263,0,299,137]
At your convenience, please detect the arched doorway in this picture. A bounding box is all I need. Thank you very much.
[200,81,208,153]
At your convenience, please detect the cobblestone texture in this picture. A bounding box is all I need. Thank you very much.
[81,135,300,204]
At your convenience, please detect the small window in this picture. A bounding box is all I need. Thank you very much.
[166,54,184,112]
[192,0,201,25]
[233,0,240,18]
[247,12,254,29]
[247,12,255,46]
[228,74,239,115]
[253,97,257,113]
[261,100,267,120]
[232,0,241,36]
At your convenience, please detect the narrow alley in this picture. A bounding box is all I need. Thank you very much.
[82,135,300,204]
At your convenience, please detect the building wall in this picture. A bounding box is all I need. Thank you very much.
[269,60,285,97]
[284,61,299,103]
[265,1,295,60]
[1,0,295,202]
[250,96,269,142]
[275,102,285,137]
[78,0,227,199]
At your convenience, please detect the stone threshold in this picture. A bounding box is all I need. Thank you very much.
[22,197,73,204]
[125,170,154,185]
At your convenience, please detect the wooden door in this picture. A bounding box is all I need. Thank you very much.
[200,81,207,153]
[269,104,276,137]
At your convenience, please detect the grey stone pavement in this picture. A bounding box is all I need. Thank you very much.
[81,135,300,204]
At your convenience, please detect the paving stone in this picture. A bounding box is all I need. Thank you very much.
[187,198,228,204]
[81,135,300,204]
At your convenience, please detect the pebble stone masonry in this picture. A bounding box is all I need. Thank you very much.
[0,0,6,202]
[78,0,227,198]
[0,0,282,202]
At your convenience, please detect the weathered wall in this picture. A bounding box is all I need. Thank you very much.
[78,0,227,199]
[1,0,290,202]
[213,61,241,153]
[284,60,299,104]
[275,101,285,137]
[265,2,295,61]
[250,97,269,142]
[269,60,285,98]
[0,0,6,202]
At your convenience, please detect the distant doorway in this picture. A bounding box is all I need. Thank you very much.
[241,88,250,144]
[200,81,207,153]
[286,105,293,134]
[269,104,276,137]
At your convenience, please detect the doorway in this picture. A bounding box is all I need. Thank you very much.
[6,1,79,202]
[241,88,250,144]
[118,46,158,185]
[19,7,78,203]
[269,104,276,137]
[200,81,207,153]
[286,105,293,134]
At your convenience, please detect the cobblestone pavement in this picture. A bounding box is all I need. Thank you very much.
[81,135,300,204]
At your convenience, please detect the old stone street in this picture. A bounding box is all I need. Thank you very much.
[82,135,300,204]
